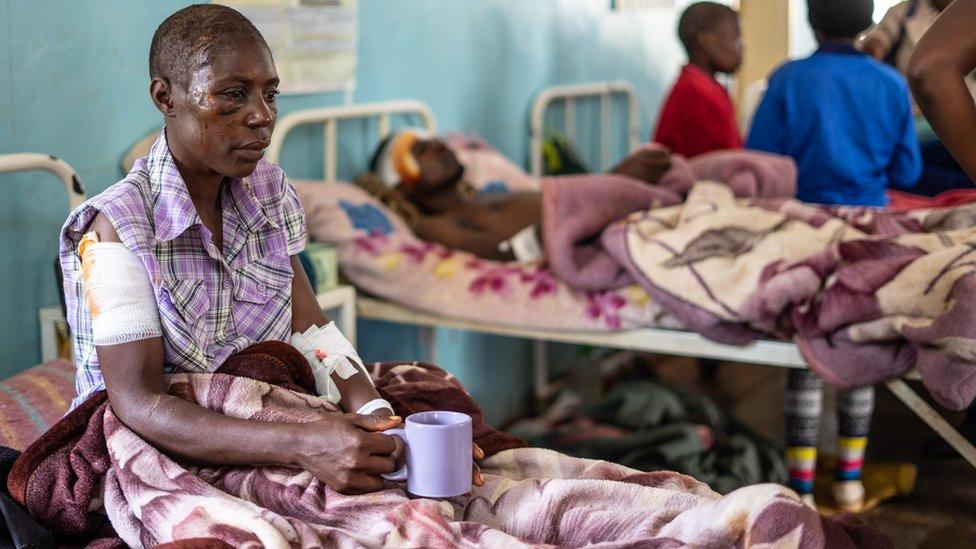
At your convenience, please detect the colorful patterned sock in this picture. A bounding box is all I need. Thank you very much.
[836,386,874,482]
[786,446,818,494]
[786,369,823,495]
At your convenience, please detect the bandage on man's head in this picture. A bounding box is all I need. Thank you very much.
[370,129,464,196]
[372,129,428,191]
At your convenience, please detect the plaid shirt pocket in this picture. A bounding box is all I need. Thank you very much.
[160,277,211,362]
[234,256,293,304]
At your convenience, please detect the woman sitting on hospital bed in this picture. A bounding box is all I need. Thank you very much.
[357,130,672,261]
[60,4,481,496]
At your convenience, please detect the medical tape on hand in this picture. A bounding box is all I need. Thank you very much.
[355,398,394,415]
[79,233,163,346]
[290,322,370,403]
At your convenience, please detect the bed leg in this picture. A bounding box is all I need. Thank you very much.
[533,340,551,403]
[885,378,976,469]
[421,326,438,365]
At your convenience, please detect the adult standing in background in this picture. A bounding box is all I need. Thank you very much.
[908,0,976,183]
[862,0,974,194]
[907,0,976,452]
[862,0,962,91]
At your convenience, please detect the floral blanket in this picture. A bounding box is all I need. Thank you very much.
[603,182,976,410]
[344,231,678,331]
[8,342,887,548]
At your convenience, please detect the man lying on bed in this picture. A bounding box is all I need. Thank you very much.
[58,4,481,496]
[357,130,673,261]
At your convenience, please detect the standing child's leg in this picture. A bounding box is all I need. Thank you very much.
[786,369,822,505]
[833,385,874,510]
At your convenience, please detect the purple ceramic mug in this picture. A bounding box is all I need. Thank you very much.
[383,411,473,498]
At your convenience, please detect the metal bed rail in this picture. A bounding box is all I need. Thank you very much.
[528,80,640,177]
[267,100,437,184]
[0,153,87,209]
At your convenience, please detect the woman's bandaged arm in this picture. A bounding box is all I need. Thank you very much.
[84,213,309,468]
[79,231,162,345]
[288,255,393,415]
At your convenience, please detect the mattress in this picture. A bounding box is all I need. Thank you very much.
[295,179,681,332]
[0,359,75,450]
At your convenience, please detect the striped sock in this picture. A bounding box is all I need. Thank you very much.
[786,370,823,495]
[836,386,873,483]
[836,437,867,481]
[787,446,817,494]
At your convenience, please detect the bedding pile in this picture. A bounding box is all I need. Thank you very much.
[8,342,887,548]
[541,148,796,290]
[601,182,976,410]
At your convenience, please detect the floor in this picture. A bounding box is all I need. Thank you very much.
[550,354,976,548]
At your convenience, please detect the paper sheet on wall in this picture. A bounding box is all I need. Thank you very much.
[218,0,357,94]
[613,0,734,9]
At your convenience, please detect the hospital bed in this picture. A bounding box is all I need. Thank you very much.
[266,84,976,470]
[0,154,86,451]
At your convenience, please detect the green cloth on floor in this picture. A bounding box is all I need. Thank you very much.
[521,380,787,494]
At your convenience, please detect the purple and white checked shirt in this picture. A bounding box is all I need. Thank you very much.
[60,130,307,410]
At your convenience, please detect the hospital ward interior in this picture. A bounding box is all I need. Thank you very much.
[4,0,976,546]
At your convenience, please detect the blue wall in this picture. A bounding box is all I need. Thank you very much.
[0,0,684,424]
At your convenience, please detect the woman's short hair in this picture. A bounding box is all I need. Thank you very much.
[149,4,269,87]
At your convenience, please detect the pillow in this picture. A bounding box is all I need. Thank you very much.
[444,133,538,193]
[292,180,416,245]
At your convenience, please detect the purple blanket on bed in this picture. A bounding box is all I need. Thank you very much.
[602,182,976,410]
[542,149,797,291]
[542,173,682,290]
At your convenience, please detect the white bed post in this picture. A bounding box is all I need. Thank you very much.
[0,153,87,209]
[627,91,640,152]
[529,81,641,177]
[324,119,338,184]
[532,339,551,403]
[600,93,611,170]
[565,98,576,148]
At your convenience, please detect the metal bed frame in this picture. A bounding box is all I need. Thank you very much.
[0,153,87,209]
[528,80,640,177]
[265,90,976,470]
[267,100,436,181]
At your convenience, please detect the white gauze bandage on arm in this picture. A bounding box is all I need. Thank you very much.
[79,233,163,346]
[290,322,376,404]
[497,224,544,263]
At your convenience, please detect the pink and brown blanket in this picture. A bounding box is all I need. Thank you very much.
[542,148,797,291]
[8,342,885,547]
[597,182,976,411]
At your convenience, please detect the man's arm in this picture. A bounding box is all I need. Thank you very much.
[414,215,516,261]
[908,0,976,182]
